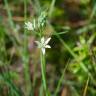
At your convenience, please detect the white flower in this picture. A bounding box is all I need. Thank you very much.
[25,22,34,30]
[35,37,51,55]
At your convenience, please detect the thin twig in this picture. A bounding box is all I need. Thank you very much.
[83,77,89,96]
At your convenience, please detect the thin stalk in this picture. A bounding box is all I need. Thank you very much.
[89,3,96,22]
[23,0,31,95]
[52,31,68,36]
[40,52,48,96]
[33,62,38,88]
[48,0,56,18]
[39,26,50,96]
[54,61,69,96]
[4,0,20,44]
[83,77,89,96]
[39,85,44,96]
[4,0,15,30]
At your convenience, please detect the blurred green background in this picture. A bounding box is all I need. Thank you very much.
[0,0,96,96]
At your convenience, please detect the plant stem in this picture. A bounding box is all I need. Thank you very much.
[54,61,69,96]
[83,77,89,96]
[23,0,32,95]
[40,52,48,96]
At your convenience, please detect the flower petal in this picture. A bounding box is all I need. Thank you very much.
[35,41,41,48]
[42,48,45,55]
[45,45,51,48]
[41,37,45,44]
[45,37,51,45]
[35,41,40,45]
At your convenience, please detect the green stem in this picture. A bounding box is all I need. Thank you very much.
[40,52,48,96]
[23,0,31,95]
[23,53,31,96]
[54,62,69,96]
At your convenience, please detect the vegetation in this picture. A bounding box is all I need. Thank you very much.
[0,0,96,96]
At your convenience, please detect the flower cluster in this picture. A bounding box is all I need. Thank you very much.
[25,11,51,55]
[25,11,47,31]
